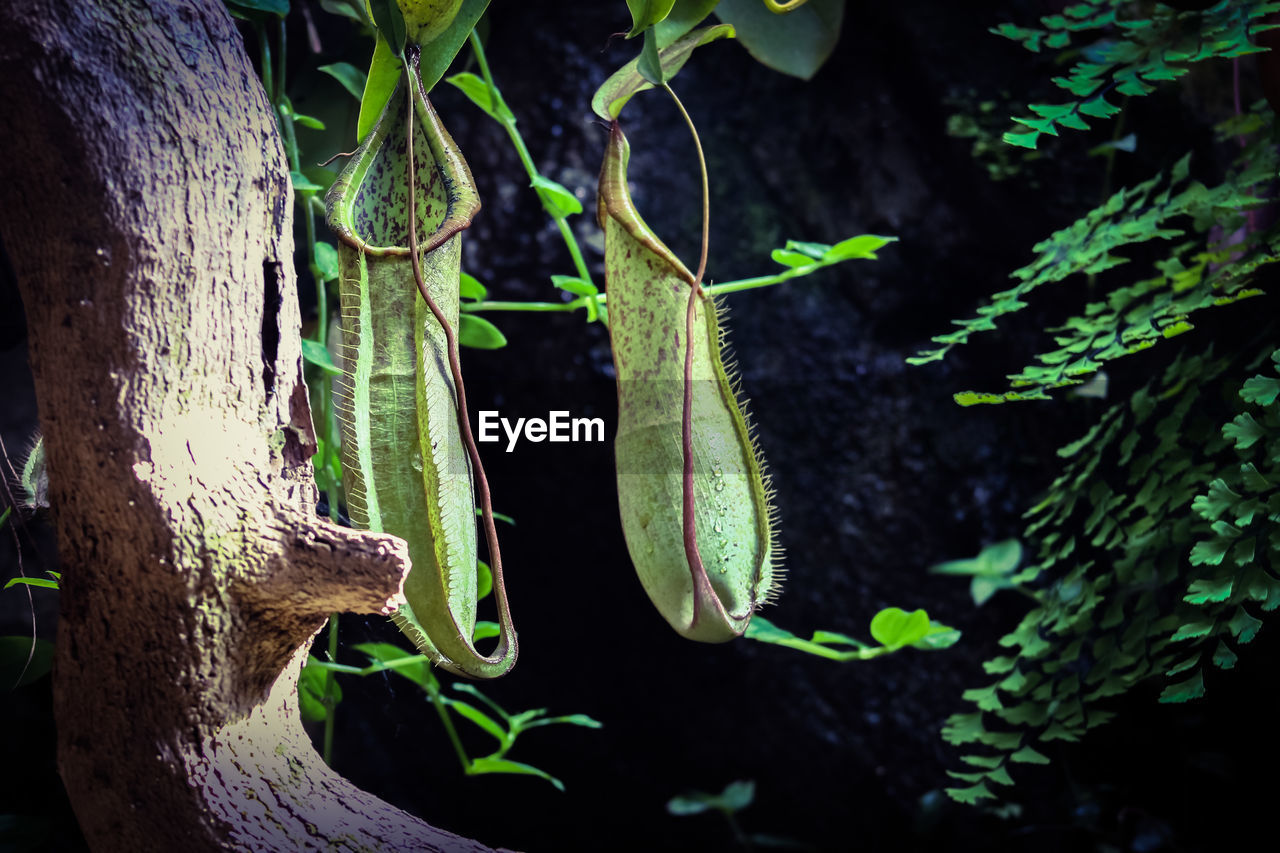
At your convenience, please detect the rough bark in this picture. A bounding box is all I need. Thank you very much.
[0,2,496,850]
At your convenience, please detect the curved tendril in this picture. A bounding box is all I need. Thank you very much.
[661,82,713,611]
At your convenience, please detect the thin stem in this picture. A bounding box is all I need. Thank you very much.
[404,57,514,660]
[255,22,274,106]
[467,30,596,288]
[458,267,826,315]
[424,675,475,775]
[307,655,431,676]
[321,614,339,765]
[660,82,712,621]
[662,84,710,286]
[463,299,582,313]
[723,811,751,850]
[274,15,287,105]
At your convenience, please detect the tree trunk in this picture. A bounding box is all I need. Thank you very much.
[0,2,496,849]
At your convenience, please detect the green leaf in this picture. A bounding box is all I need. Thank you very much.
[313,241,339,281]
[319,62,368,101]
[655,0,722,47]
[0,636,55,687]
[638,27,666,85]
[472,621,500,641]
[591,24,736,120]
[357,34,403,143]
[458,314,507,349]
[3,577,59,590]
[668,779,755,815]
[869,607,931,649]
[319,0,370,24]
[1184,577,1233,604]
[945,782,995,805]
[1223,412,1266,450]
[714,0,844,80]
[352,642,435,691]
[1008,746,1050,765]
[941,711,985,745]
[823,234,896,261]
[912,621,962,650]
[1192,479,1240,522]
[226,0,289,17]
[290,170,325,192]
[300,166,337,195]
[459,272,487,300]
[293,113,326,130]
[971,576,1015,606]
[931,539,1023,577]
[301,339,342,376]
[530,713,604,729]
[476,559,493,600]
[1158,669,1205,703]
[551,275,598,296]
[298,655,341,722]
[468,756,565,791]
[771,248,819,268]
[368,0,408,57]
[626,0,679,37]
[446,71,516,123]
[417,0,492,94]
[1227,606,1263,643]
[444,698,507,742]
[744,615,871,660]
[1241,375,1280,406]
[530,175,583,218]
[667,795,714,816]
[1211,640,1238,670]
[783,239,831,259]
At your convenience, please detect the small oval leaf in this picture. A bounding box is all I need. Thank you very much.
[447,71,516,122]
[301,339,342,375]
[458,313,508,349]
[313,241,339,281]
[551,275,598,296]
[531,175,583,218]
[459,271,488,300]
[319,62,368,100]
[869,607,930,649]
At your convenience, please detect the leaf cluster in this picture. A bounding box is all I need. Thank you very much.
[912,112,1280,405]
[941,344,1280,803]
[994,0,1280,150]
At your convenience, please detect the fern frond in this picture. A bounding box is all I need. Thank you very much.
[994,0,1280,149]
[912,109,1279,403]
[943,343,1280,802]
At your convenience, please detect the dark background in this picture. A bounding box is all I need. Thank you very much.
[4,1,1279,851]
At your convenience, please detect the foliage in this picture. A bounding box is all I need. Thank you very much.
[930,540,1025,606]
[302,643,601,791]
[745,607,960,660]
[919,0,1280,807]
[939,345,1280,804]
[992,0,1280,150]
[667,779,811,850]
[910,117,1280,403]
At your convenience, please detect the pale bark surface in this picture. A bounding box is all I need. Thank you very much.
[0,1,496,850]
